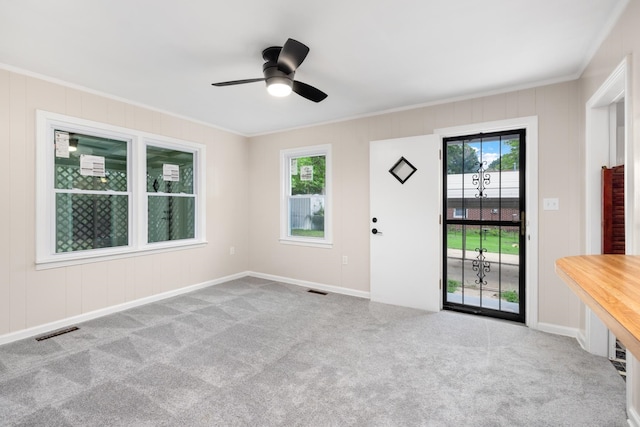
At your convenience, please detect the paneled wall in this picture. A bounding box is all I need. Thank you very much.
[249,81,583,329]
[0,71,250,337]
[579,0,640,417]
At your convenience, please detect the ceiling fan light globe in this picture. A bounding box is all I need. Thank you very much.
[267,82,292,97]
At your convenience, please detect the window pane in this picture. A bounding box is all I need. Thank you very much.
[446,135,522,223]
[289,195,325,238]
[148,196,195,243]
[55,193,128,253]
[290,155,325,196]
[289,155,325,238]
[54,131,128,192]
[147,146,194,194]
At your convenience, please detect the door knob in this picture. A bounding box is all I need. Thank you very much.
[372,228,382,235]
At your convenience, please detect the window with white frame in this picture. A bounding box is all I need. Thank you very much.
[36,111,206,266]
[280,145,332,247]
[53,131,130,253]
[146,144,196,243]
[452,208,468,219]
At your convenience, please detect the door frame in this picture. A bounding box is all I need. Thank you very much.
[583,56,632,357]
[436,116,539,329]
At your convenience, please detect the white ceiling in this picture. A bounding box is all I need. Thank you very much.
[0,0,628,136]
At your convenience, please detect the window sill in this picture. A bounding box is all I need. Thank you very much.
[279,238,333,249]
[35,240,208,270]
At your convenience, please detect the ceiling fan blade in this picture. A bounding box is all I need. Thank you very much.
[292,81,327,103]
[278,38,309,74]
[212,78,265,87]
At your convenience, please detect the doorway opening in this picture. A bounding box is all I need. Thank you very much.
[443,129,526,323]
[583,56,632,358]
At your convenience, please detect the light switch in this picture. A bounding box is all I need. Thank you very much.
[543,198,559,211]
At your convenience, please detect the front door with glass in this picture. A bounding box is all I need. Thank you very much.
[443,130,526,323]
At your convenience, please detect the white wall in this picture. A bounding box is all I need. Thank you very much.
[0,71,250,337]
[249,81,584,329]
[579,0,640,418]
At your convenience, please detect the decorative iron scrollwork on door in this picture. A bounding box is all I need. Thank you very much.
[472,161,491,198]
[472,247,491,286]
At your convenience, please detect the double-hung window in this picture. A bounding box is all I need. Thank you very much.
[36,111,206,267]
[146,144,196,243]
[53,131,131,253]
[280,144,332,247]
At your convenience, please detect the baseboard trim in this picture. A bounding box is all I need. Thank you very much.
[536,322,579,339]
[248,271,371,300]
[0,271,249,346]
[576,329,588,351]
[628,406,640,427]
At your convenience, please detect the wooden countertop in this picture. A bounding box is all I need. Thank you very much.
[555,255,640,358]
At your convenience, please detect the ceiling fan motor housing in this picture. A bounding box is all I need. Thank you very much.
[262,46,282,63]
[263,62,294,89]
[262,46,294,89]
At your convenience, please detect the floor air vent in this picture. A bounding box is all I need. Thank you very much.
[610,339,627,381]
[307,289,328,295]
[35,326,79,341]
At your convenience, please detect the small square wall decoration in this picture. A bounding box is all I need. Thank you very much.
[389,156,417,184]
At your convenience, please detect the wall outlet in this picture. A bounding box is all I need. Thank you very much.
[543,198,559,211]
[229,246,235,255]
[342,256,348,265]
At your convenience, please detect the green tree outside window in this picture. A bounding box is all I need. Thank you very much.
[291,155,326,195]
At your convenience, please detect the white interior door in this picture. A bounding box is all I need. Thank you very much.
[370,134,441,311]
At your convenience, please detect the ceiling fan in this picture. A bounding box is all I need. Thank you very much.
[212,38,327,103]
